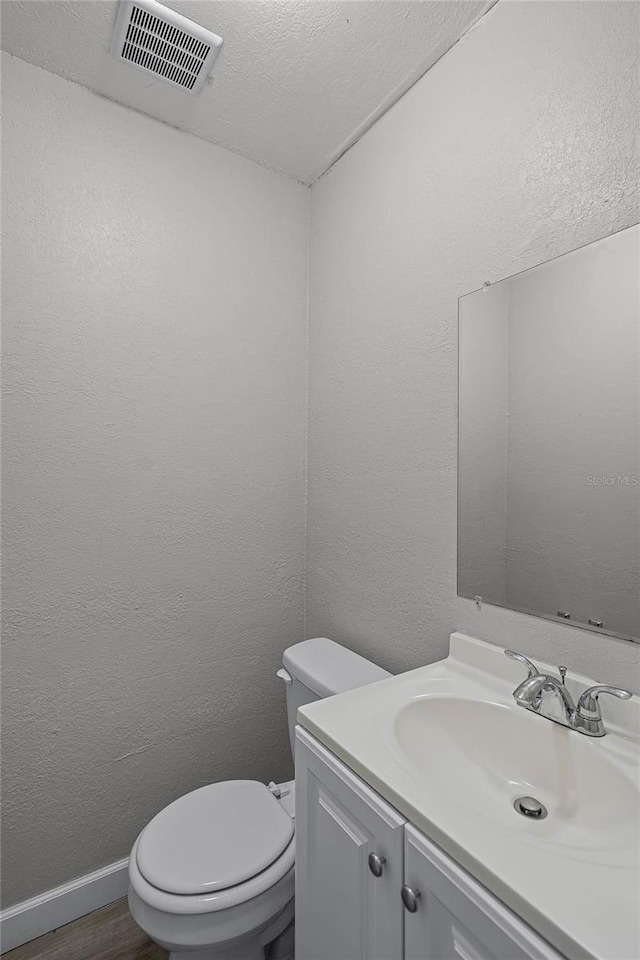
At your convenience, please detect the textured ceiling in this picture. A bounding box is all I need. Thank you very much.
[0,0,493,182]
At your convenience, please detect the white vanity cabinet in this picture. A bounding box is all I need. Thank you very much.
[295,727,406,960]
[403,825,561,960]
[296,728,564,960]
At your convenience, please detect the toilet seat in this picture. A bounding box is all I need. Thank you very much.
[129,780,296,916]
[137,779,294,896]
[129,832,295,915]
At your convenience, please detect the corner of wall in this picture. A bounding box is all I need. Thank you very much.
[303,181,312,640]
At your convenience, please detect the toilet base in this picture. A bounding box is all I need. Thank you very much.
[131,891,294,960]
[165,914,293,960]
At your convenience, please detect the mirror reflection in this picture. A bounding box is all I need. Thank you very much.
[458,225,639,642]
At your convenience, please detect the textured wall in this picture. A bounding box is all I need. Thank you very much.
[2,54,308,906]
[306,1,640,684]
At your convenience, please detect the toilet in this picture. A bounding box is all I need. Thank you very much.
[127,637,391,960]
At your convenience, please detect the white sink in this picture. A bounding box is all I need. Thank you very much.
[298,632,640,960]
[394,696,637,855]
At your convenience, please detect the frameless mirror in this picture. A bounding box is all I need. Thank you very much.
[458,224,639,643]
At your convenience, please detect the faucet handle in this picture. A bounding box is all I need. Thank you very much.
[577,684,632,720]
[504,650,539,679]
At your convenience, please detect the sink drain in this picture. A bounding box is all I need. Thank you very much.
[514,796,547,820]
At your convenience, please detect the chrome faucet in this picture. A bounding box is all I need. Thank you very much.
[504,650,632,737]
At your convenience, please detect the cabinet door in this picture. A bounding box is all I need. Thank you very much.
[403,826,562,960]
[295,727,406,960]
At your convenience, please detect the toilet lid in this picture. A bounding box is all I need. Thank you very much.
[136,780,294,895]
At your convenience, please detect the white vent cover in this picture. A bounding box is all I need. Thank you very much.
[111,0,223,95]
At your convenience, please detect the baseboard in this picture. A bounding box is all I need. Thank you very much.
[0,857,129,954]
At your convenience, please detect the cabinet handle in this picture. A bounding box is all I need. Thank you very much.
[368,852,386,878]
[401,884,421,913]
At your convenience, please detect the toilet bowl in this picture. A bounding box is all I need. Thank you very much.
[128,637,390,959]
[129,779,295,960]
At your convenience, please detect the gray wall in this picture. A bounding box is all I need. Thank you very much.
[306,0,640,683]
[2,54,308,906]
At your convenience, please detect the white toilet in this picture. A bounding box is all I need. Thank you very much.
[128,637,390,960]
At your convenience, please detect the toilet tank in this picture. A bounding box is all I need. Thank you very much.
[278,637,391,755]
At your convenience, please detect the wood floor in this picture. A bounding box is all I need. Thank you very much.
[2,899,167,960]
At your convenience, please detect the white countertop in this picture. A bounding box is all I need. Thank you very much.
[298,633,640,960]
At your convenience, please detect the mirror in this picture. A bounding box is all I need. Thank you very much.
[458,224,639,643]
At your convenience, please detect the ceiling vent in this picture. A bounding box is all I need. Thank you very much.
[111,0,223,95]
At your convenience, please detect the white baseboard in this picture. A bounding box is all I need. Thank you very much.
[0,857,129,954]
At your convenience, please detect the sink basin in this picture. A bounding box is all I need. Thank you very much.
[393,696,637,854]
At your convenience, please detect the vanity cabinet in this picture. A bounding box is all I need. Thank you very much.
[295,727,406,960]
[296,728,563,960]
[403,824,560,960]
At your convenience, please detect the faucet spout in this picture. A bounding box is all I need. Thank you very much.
[512,675,547,709]
[504,649,633,736]
[513,673,576,726]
